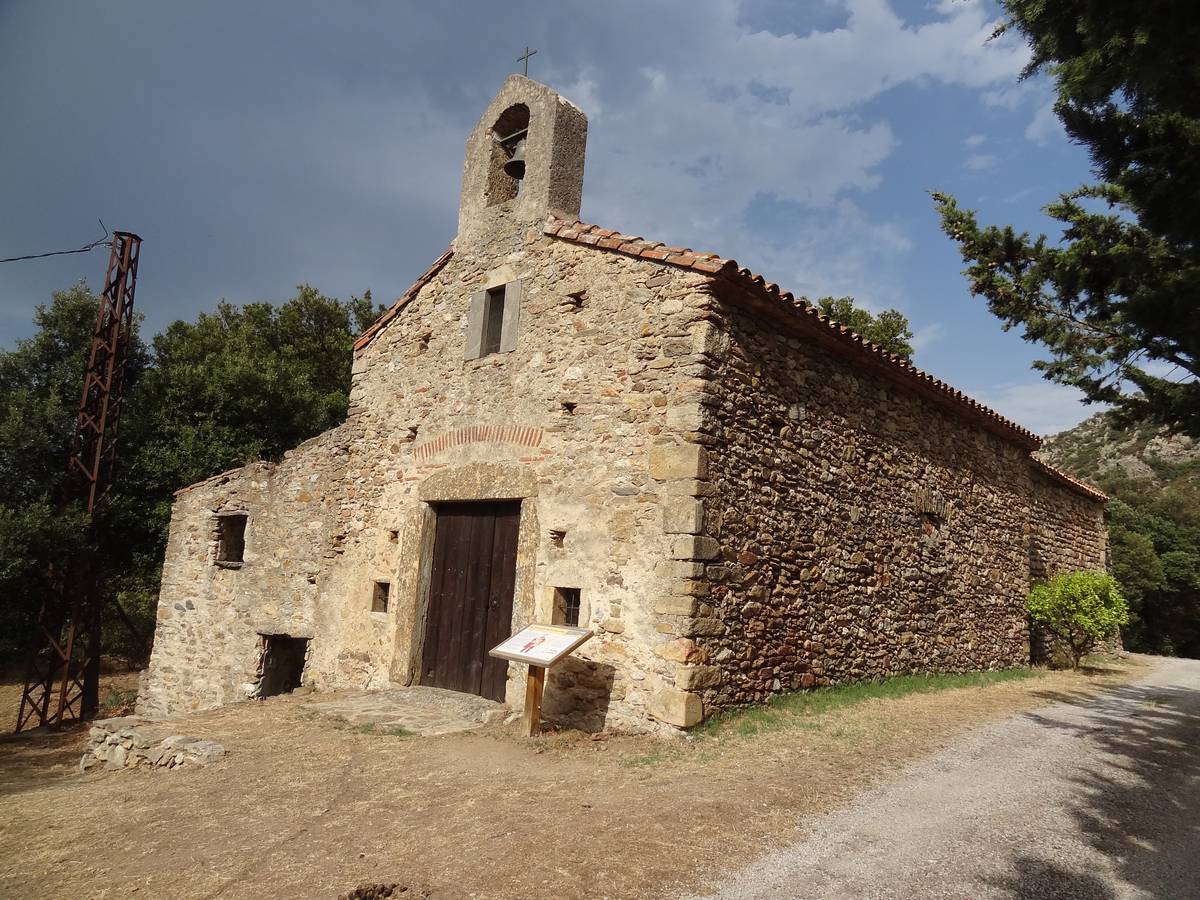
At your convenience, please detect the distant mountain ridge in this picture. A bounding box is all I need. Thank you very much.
[1040,412,1199,489]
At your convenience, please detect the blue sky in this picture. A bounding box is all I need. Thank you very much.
[0,0,1105,434]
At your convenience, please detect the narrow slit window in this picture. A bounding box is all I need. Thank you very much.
[553,587,581,627]
[372,581,391,614]
[216,514,248,566]
[465,281,521,360]
[481,286,506,356]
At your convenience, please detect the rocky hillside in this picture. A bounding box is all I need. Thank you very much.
[1040,412,1199,488]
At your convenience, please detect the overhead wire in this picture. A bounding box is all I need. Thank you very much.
[0,220,111,264]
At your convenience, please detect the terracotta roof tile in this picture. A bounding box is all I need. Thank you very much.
[1032,457,1110,502]
[543,214,1108,504]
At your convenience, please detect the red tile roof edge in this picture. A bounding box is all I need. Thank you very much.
[353,249,454,353]
[1031,457,1110,503]
[545,215,1045,439]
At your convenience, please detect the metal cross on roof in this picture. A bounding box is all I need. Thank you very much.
[517,46,537,76]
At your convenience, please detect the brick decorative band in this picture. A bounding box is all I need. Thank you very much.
[413,425,544,462]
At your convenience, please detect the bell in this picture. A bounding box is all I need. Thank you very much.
[503,138,526,180]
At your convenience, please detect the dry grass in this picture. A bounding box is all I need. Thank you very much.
[0,656,1146,900]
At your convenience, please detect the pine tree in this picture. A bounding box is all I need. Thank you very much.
[935,0,1200,435]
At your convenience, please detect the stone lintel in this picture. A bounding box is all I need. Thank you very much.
[677,617,724,638]
[649,444,708,481]
[665,479,715,497]
[654,596,699,616]
[663,497,705,534]
[647,687,704,728]
[671,535,720,561]
[675,665,720,691]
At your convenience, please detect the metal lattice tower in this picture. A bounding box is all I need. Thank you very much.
[14,232,141,733]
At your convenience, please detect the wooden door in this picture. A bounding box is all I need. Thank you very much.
[421,501,520,701]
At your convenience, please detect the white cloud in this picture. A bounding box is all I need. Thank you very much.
[975,380,1106,437]
[555,0,1033,314]
[1025,96,1061,144]
[963,153,998,171]
[964,133,987,147]
[911,322,947,353]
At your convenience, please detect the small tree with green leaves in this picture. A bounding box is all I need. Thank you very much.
[1027,570,1129,669]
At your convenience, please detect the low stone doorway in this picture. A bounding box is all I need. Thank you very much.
[254,635,308,698]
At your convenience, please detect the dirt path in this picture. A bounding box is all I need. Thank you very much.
[696,656,1200,900]
[0,661,1150,899]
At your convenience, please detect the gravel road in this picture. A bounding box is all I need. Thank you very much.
[695,656,1200,900]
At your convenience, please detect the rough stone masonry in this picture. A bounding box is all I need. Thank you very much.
[138,75,1109,732]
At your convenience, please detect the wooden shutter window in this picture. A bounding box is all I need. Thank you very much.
[464,291,487,360]
[464,281,522,359]
[499,281,521,353]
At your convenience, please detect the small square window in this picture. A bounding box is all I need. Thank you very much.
[216,514,247,566]
[371,581,390,614]
[553,587,581,627]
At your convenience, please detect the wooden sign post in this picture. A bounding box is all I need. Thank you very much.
[490,624,593,737]
[522,665,545,737]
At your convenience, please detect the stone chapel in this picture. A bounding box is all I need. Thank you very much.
[137,76,1109,731]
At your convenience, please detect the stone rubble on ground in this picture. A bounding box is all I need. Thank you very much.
[79,715,224,773]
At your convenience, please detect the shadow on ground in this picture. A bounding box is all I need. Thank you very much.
[989,677,1200,898]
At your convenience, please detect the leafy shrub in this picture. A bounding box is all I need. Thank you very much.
[1027,571,1130,669]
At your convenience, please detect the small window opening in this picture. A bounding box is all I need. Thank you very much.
[549,529,566,549]
[921,512,943,538]
[216,513,248,566]
[387,529,399,544]
[371,581,391,613]
[481,286,506,356]
[566,289,587,308]
[553,587,581,627]
[254,635,308,698]
[561,401,577,416]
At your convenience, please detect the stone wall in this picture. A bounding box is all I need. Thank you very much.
[651,280,1109,713]
[1030,467,1110,581]
[138,428,349,716]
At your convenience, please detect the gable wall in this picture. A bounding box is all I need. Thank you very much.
[140,232,720,731]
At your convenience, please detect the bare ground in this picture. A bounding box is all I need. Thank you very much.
[0,659,1145,900]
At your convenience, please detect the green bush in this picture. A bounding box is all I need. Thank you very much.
[1027,571,1130,669]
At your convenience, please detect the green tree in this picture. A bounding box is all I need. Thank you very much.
[1027,570,1129,669]
[934,1,1200,436]
[106,285,384,639]
[0,283,385,666]
[1105,494,1200,658]
[0,284,146,661]
[812,296,915,359]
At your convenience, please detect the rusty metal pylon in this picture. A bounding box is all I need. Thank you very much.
[14,232,141,733]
